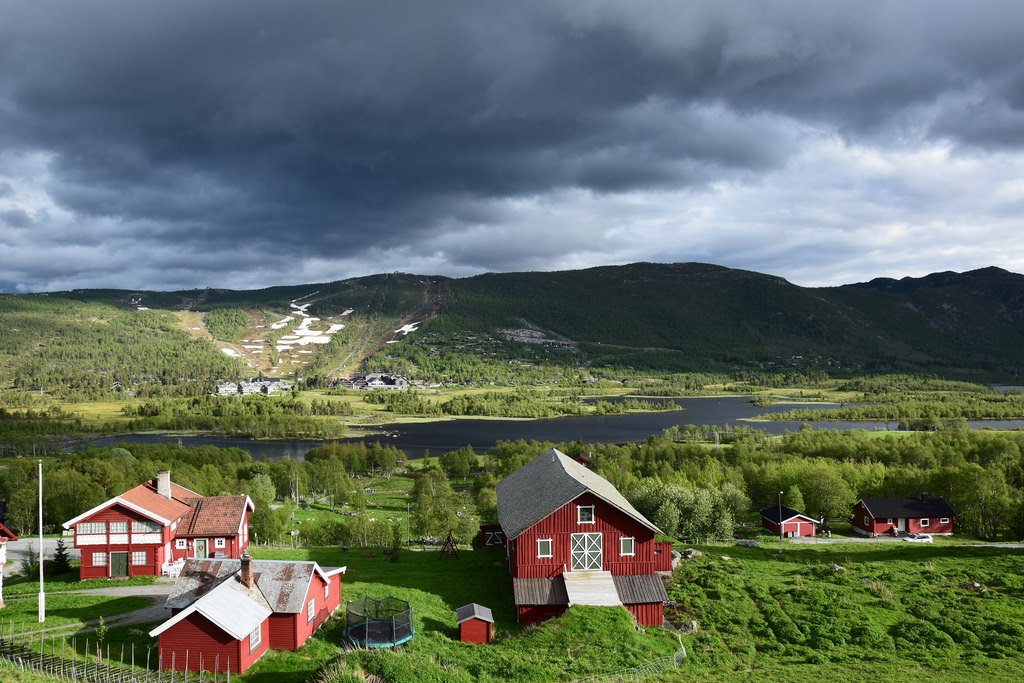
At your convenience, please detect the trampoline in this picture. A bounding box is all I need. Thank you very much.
[343,596,414,648]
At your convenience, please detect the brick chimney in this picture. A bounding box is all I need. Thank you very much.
[156,470,171,499]
[240,551,254,589]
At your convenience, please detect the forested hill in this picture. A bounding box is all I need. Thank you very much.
[1,263,1023,398]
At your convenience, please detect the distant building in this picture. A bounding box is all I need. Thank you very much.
[62,471,253,580]
[340,373,410,390]
[496,448,672,627]
[217,378,290,396]
[851,494,955,536]
[150,554,345,674]
[455,603,494,644]
[760,505,819,538]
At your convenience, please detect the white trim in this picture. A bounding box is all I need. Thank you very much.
[307,597,316,623]
[619,537,635,557]
[940,517,950,524]
[63,496,173,529]
[148,575,271,640]
[175,539,187,550]
[249,623,262,652]
[577,505,595,524]
[920,518,930,527]
[537,538,553,558]
[236,496,255,535]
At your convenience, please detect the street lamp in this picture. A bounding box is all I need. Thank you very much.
[778,490,784,542]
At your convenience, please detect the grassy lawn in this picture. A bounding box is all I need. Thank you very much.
[4,572,157,596]
[669,541,1024,681]
[0,592,152,632]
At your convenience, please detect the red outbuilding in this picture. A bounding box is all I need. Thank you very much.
[851,495,955,536]
[455,603,494,644]
[496,448,668,627]
[62,470,253,580]
[478,523,506,548]
[760,505,819,538]
[150,554,346,674]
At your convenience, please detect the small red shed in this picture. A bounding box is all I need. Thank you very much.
[479,523,506,548]
[456,603,494,644]
[760,505,819,538]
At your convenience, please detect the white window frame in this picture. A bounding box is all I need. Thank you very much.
[940,517,950,524]
[175,539,187,550]
[620,537,635,557]
[307,598,316,623]
[886,518,893,525]
[324,582,330,600]
[537,538,553,558]
[578,505,595,524]
[920,518,930,527]
[214,538,226,549]
[132,520,161,533]
[93,552,108,567]
[249,624,262,652]
[78,522,106,535]
[109,521,128,534]
[131,551,146,566]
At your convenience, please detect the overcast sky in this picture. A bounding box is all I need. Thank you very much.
[2,1,1023,292]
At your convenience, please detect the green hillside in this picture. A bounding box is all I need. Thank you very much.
[2,263,1023,402]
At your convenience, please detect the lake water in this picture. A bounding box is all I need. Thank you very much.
[82,396,1024,460]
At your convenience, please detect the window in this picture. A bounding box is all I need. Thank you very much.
[249,624,262,652]
[307,598,316,623]
[920,518,930,527]
[78,522,105,535]
[537,538,553,558]
[324,582,330,600]
[886,518,893,525]
[131,520,160,533]
[620,537,635,557]
[940,517,950,524]
[109,521,128,534]
[214,538,226,549]
[863,515,869,526]
[578,505,595,524]
[131,551,147,566]
[175,539,187,550]
[93,552,108,567]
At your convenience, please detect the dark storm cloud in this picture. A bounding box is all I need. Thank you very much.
[1,0,1023,290]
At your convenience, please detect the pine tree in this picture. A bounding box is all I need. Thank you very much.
[52,537,72,574]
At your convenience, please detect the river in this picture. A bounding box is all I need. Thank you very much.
[81,396,1024,460]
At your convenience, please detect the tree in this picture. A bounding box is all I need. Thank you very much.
[802,469,856,521]
[52,538,72,574]
[440,446,475,479]
[652,500,680,537]
[784,485,806,513]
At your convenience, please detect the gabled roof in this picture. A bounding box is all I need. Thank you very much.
[760,505,820,525]
[177,496,254,537]
[0,521,17,541]
[455,603,494,625]
[496,448,662,540]
[165,558,346,614]
[150,572,272,640]
[859,496,955,519]
[63,479,196,528]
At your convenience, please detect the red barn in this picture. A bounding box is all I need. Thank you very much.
[150,554,345,674]
[62,470,253,580]
[455,603,494,644]
[760,505,819,538]
[496,448,668,627]
[851,495,955,536]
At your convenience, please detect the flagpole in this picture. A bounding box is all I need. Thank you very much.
[38,459,45,623]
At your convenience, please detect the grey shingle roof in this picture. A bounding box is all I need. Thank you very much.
[165,558,339,614]
[512,577,569,606]
[496,448,661,540]
[612,574,668,605]
[455,603,494,624]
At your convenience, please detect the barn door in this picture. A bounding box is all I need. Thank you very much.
[570,533,602,570]
[110,552,128,578]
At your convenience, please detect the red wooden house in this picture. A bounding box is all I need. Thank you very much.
[851,495,955,536]
[456,603,494,644]
[496,448,670,627]
[0,521,18,609]
[760,505,819,538]
[62,471,253,580]
[150,554,346,674]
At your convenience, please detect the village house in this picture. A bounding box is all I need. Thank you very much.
[495,449,672,627]
[850,494,955,536]
[62,471,253,580]
[340,373,410,390]
[760,505,820,538]
[150,554,345,674]
[0,521,17,608]
[217,378,290,396]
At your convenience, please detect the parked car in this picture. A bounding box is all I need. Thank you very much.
[903,533,933,543]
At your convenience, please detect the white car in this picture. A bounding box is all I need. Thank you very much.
[903,533,933,543]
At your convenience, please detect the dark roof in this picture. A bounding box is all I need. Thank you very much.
[859,496,955,519]
[496,448,661,540]
[455,603,494,624]
[512,577,569,606]
[759,505,819,524]
[612,574,668,605]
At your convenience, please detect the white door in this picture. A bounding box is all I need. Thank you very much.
[194,538,208,559]
[570,533,602,571]
[897,518,906,532]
